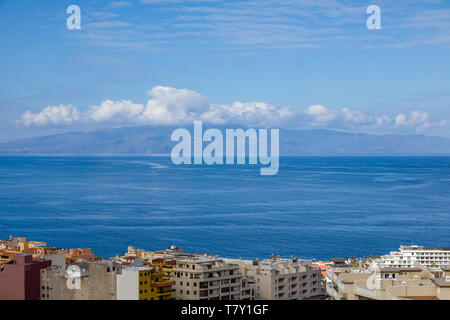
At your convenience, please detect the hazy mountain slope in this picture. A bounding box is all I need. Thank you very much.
[1,126,450,155]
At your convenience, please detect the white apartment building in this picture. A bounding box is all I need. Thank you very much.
[381,246,450,269]
[116,266,150,300]
[224,257,322,300]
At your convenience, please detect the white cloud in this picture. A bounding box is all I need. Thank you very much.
[201,101,293,126]
[18,105,80,127]
[87,100,144,122]
[395,113,407,127]
[139,86,209,125]
[304,105,338,123]
[17,86,446,134]
[395,111,431,131]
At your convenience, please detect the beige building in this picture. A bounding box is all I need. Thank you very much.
[125,245,201,262]
[40,261,119,300]
[326,265,450,300]
[224,258,322,300]
[173,256,254,300]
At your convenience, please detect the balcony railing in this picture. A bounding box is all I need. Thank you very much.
[355,285,377,298]
[156,289,176,296]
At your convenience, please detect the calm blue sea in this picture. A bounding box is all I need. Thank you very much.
[0,156,449,260]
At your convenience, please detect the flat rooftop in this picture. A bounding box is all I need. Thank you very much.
[400,246,450,251]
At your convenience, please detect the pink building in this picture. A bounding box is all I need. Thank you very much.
[0,254,51,300]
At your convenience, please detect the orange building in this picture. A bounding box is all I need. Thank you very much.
[62,248,95,263]
[23,246,59,258]
[312,261,333,277]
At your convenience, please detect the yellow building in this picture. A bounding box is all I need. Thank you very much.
[149,270,175,300]
[138,268,152,300]
[0,250,21,269]
[149,258,177,278]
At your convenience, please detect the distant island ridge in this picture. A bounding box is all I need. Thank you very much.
[1,125,450,156]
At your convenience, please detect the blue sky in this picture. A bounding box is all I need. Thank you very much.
[1,0,450,141]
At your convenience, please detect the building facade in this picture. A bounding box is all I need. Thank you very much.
[326,265,450,300]
[225,258,322,300]
[116,266,175,300]
[381,246,450,269]
[41,261,118,300]
[173,256,254,300]
[0,254,51,300]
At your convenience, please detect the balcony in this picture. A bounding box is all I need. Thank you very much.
[156,289,176,296]
[326,283,342,300]
[199,290,209,298]
[151,281,175,288]
[355,285,377,299]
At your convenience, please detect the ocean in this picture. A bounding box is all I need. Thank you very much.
[0,156,449,260]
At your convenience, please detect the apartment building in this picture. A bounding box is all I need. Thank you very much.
[381,245,450,269]
[326,265,450,300]
[173,256,254,300]
[40,261,119,300]
[0,254,51,300]
[150,258,177,277]
[117,265,175,300]
[224,258,322,300]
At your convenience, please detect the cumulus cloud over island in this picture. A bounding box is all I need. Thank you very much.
[18,86,445,133]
